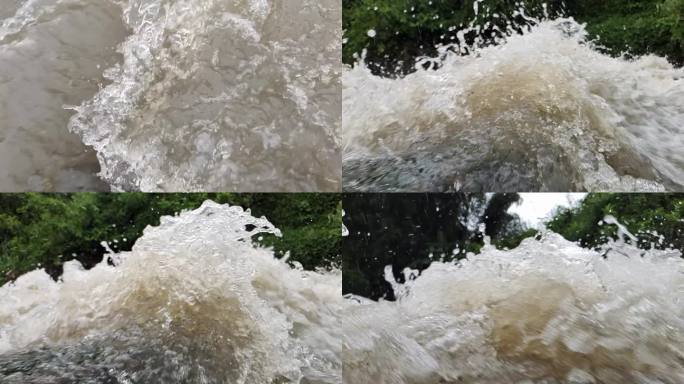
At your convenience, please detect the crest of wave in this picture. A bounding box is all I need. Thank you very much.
[343,15,684,192]
[68,0,341,192]
[342,231,684,383]
[0,201,342,383]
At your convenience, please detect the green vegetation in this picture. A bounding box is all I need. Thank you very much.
[343,193,684,300]
[343,193,523,299]
[6,193,684,297]
[547,193,684,251]
[0,193,341,286]
[573,0,684,65]
[343,0,684,75]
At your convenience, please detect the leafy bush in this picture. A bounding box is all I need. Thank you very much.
[546,193,684,251]
[576,0,684,64]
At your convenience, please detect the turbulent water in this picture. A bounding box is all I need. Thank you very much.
[0,0,341,192]
[343,18,684,192]
[342,230,684,383]
[0,201,342,383]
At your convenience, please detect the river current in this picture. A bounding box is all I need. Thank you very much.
[343,17,684,192]
[0,201,343,383]
[0,0,341,191]
[343,226,684,383]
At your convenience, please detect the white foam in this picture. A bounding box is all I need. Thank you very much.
[68,0,342,191]
[343,231,684,383]
[0,201,342,383]
[343,18,684,191]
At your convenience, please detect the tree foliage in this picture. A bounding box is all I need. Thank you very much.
[343,193,684,301]
[0,193,341,286]
[546,193,684,251]
[343,0,684,75]
[342,193,523,300]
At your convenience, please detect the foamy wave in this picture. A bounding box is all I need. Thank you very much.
[67,0,341,192]
[343,18,684,192]
[0,201,342,383]
[343,232,684,383]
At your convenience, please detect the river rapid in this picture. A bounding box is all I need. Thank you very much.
[0,0,341,192]
[0,201,343,383]
[343,222,684,383]
[343,16,684,192]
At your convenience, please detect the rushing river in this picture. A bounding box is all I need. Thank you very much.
[343,17,684,192]
[0,0,341,192]
[0,201,343,383]
[342,223,684,383]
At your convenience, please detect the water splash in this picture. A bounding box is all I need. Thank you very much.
[343,17,684,192]
[0,0,341,192]
[342,220,684,383]
[0,0,125,191]
[68,0,341,192]
[0,201,342,383]
[342,209,349,236]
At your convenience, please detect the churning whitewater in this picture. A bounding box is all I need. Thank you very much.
[342,228,684,383]
[0,201,342,383]
[343,17,684,192]
[0,0,341,192]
